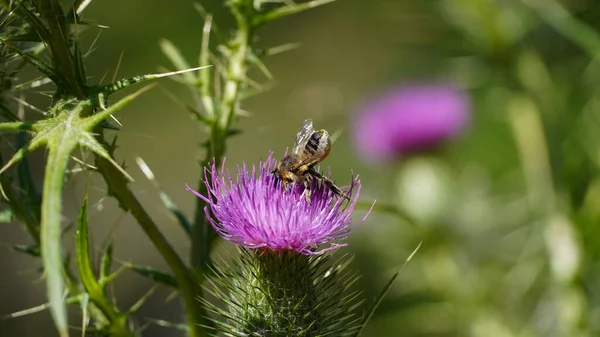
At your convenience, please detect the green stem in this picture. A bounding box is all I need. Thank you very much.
[95,152,207,337]
[191,2,253,273]
[220,4,253,130]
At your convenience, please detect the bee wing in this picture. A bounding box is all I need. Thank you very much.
[291,119,315,155]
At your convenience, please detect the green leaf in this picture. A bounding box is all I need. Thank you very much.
[125,264,178,288]
[353,242,422,337]
[76,198,101,293]
[76,200,133,336]
[100,240,114,282]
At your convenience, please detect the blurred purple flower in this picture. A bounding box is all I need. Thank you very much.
[186,153,371,255]
[353,83,471,162]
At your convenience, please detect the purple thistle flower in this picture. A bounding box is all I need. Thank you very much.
[186,153,372,255]
[353,83,471,163]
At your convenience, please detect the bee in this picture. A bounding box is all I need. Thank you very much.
[272,119,350,203]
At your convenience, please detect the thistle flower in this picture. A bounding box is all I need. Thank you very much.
[186,153,370,254]
[353,83,471,162]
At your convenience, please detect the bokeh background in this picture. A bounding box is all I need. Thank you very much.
[3,0,600,336]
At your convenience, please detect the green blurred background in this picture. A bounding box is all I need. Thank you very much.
[4,0,600,336]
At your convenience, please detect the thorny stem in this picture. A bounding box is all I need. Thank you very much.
[34,0,84,97]
[191,1,254,273]
[95,145,207,337]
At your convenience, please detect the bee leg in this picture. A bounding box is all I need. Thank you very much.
[322,176,350,200]
[308,168,350,200]
[271,170,281,189]
[303,178,312,205]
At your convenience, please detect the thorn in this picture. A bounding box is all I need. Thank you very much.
[128,286,157,314]
[109,114,122,127]
[135,157,156,182]
[145,65,213,80]
[266,42,302,56]
[71,156,97,170]
[330,127,344,143]
[11,95,47,116]
[112,51,125,84]
[0,183,9,201]
[3,303,51,319]
[76,0,93,15]
[105,156,134,183]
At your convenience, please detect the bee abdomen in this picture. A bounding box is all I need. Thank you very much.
[304,130,329,156]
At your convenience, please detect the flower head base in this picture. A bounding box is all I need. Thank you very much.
[187,153,370,255]
[353,82,471,163]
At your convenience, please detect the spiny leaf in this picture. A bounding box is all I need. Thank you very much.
[125,264,178,288]
[0,92,150,337]
[353,241,422,337]
[0,127,50,178]
[42,134,76,337]
[0,121,35,131]
[94,66,212,97]
[76,200,133,336]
